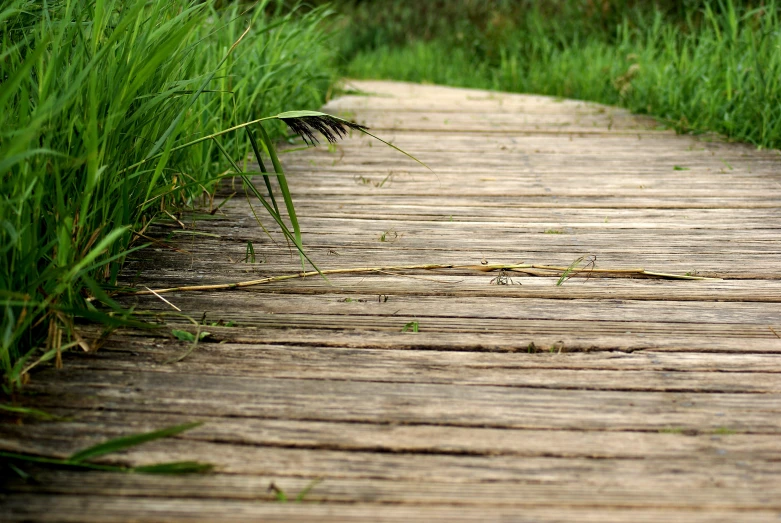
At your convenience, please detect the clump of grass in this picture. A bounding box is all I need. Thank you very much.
[0,0,338,391]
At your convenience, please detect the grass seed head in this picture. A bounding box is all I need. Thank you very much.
[282,115,368,146]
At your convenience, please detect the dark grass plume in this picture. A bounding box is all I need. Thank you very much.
[281,114,368,146]
[275,110,430,170]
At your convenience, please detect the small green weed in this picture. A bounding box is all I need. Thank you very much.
[171,330,210,343]
[268,478,323,503]
[245,241,257,264]
[354,173,394,187]
[711,427,737,436]
[402,321,419,333]
[199,313,236,328]
[205,321,236,327]
[379,230,401,242]
[556,255,597,286]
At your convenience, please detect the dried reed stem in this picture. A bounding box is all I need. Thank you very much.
[129,263,719,296]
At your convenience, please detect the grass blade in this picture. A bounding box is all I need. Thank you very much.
[0,451,133,472]
[144,23,250,162]
[556,256,591,286]
[257,122,304,267]
[69,421,203,463]
[294,478,323,502]
[210,138,324,277]
[131,461,213,474]
[246,127,280,217]
[0,404,62,420]
[0,451,211,475]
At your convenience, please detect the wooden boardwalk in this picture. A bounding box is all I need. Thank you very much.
[3,80,781,522]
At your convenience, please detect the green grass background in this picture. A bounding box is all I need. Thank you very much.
[337,0,781,149]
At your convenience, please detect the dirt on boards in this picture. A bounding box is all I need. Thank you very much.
[2,80,781,522]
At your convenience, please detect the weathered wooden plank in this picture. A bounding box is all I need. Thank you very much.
[121,274,781,303]
[4,471,781,510]
[122,292,781,326]
[178,212,781,231]
[96,325,781,354]
[88,340,781,371]
[45,344,781,393]
[287,132,775,154]
[127,248,780,278]
[4,494,780,523]
[297,212,781,228]
[138,231,781,256]
[6,434,777,488]
[280,166,776,186]
[299,132,776,159]
[4,442,781,503]
[6,409,781,459]
[279,193,781,207]
[15,367,781,432]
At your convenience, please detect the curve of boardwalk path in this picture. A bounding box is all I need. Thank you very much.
[3,81,781,522]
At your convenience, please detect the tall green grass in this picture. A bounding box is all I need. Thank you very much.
[1,0,337,391]
[339,0,781,149]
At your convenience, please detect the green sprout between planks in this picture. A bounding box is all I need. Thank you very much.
[269,478,324,503]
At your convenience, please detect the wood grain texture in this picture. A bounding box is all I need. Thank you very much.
[2,80,781,522]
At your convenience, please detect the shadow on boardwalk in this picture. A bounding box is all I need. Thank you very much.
[2,81,781,522]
